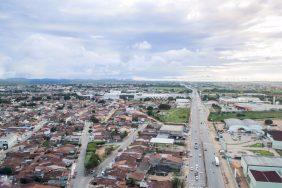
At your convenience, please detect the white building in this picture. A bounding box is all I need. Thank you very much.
[175,99,190,108]
[224,118,263,133]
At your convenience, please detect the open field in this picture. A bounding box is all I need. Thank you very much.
[209,110,282,121]
[147,86,191,93]
[153,108,190,123]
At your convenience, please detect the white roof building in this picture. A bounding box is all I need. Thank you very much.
[150,138,174,144]
[224,118,263,133]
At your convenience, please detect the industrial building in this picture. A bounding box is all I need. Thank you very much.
[241,155,282,188]
[267,130,282,150]
[159,124,184,138]
[224,118,263,133]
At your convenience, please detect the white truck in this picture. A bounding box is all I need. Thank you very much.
[214,156,219,166]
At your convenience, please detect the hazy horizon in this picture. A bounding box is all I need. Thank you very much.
[1,0,282,81]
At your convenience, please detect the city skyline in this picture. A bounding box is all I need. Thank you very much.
[0,0,282,81]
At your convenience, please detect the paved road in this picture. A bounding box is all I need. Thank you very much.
[186,88,225,188]
[72,122,148,188]
[72,121,91,188]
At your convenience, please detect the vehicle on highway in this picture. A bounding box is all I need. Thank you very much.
[195,175,199,181]
[199,153,202,157]
[190,167,194,171]
[214,156,219,166]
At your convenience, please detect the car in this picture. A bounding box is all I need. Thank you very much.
[199,154,202,157]
[195,175,199,181]
[190,167,194,171]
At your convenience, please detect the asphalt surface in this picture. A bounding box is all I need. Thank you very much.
[187,89,225,188]
[72,121,91,188]
[72,122,147,188]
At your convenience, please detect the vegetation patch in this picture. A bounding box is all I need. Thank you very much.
[151,108,190,123]
[209,110,282,121]
[248,143,264,148]
[250,150,274,156]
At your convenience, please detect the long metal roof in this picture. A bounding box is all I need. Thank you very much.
[242,155,282,167]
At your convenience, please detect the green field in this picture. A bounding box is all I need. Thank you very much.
[153,108,190,123]
[148,86,191,93]
[209,110,282,121]
[250,150,274,156]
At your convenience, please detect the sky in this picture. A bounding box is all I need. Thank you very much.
[0,0,282,81]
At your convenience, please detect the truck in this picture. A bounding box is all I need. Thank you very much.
[214,156,219,166]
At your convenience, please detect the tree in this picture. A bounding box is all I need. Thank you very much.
[172,176,184,188]
[90,115,99,123]
[265,119,273,125]
[0,166,13,175]
[158,103,171,110]
[85,153,100,169]
[147,110,153,116]
[120,131,128,139]
[147,106,153,111]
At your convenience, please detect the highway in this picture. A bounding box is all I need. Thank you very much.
[187,88,225,188]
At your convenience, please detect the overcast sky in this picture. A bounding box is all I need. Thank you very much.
[0,0,282,81]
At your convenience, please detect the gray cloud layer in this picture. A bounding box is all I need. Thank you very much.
[0,0,282,81]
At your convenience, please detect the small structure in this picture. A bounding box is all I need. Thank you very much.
[150,138,174,145]
[267,130,282,150]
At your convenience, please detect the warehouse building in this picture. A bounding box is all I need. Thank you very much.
[267,130,282,150]
[241,155,282,188]
[159,124,184,139]
[224,118,263,133]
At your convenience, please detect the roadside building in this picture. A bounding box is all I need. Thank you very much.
[241,155,282,176]
[267,130,282,150]
[248,170,282,188]
[159,124,184,138]
[150,137,174,148]
[224,118,263,133]
[175,99,190,108]
[241,155,282,188]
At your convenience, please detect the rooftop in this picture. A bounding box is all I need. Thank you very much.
[268,130,282,141]
[150,137,174,144]
[160,124,184,132]
[242,155,282,168]
[250,170,282,183]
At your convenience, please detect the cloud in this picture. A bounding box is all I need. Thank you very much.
[132,41,152,50]
[0,0,281,81]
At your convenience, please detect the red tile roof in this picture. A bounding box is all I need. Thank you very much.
[250,170,282,183]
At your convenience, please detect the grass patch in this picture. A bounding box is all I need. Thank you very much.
[250,150,274,156]
[209,110,282,122]
[248,143,264,147]
[148,86,190,93]
[153,108,190,123]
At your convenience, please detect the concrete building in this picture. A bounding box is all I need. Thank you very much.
[241,155,282,176]
[267,131,282,150]
[241,155,282,188]
[247,169,282,188]
[175,99,190,108]
[224,118,263,133]
[159,124,184,138]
